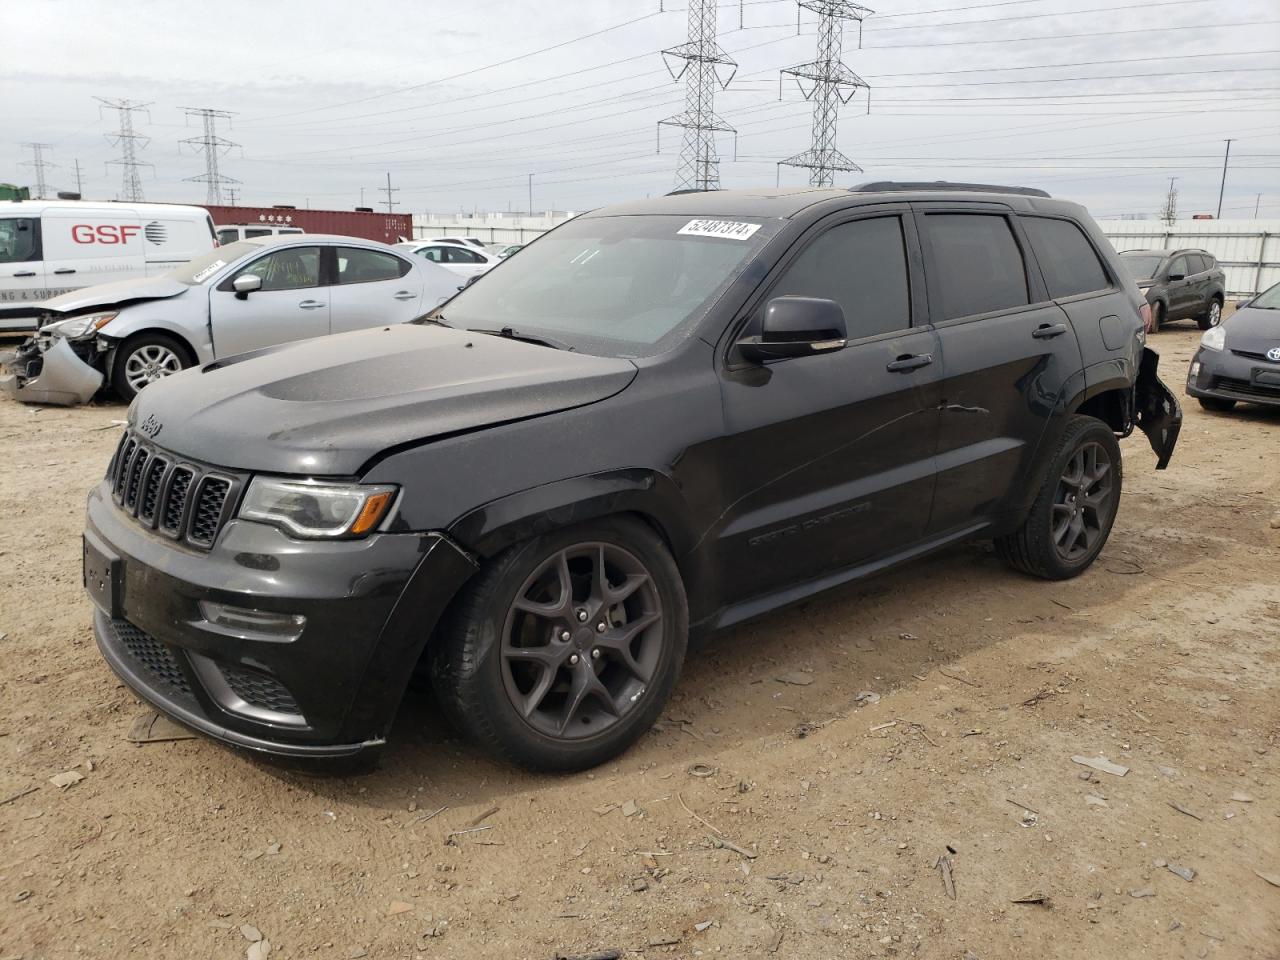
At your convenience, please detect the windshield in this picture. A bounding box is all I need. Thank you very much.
[424,214,776,356]
[1252,282,1280,309]
[168,240,262,284]
[1119,252,1165,280]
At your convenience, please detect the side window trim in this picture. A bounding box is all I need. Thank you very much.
[910,203,1047,328]
[720,203,924,363]
[1017,213,1117,304]
[333,246,409,285]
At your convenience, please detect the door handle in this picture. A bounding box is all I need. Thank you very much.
[886,353,933,373]
[1032,323,1068,339]
[12,270,37,278]
[298,300,326,310]
[393,291,418,301]
[53,268,76,275]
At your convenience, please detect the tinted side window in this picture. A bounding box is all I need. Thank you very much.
[1192,254,1210,273]
[1169,256,1189,278]
[446,246,483,264]
[923,214,1029,320]
[417,247,444,262]
[216,228,239,246]
[245,228,272,239]
[0,218,41,263]
[1202,253,1217,270]
[769,216,911,339]
[238,247,321,291]
[336,247,406,284]
[1021,216,1110,299]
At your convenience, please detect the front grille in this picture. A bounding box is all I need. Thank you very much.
[109,432,242,550]
[221,664,301,716]
[1230,348,1279,363]
[111,619,193,700]
[1213,376,1280,401]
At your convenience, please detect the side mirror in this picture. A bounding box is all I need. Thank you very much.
[1167,273,1185,282]
[738,296,847,363]
[232,274,262,299]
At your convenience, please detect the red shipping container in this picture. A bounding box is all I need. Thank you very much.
[202,205,412,244]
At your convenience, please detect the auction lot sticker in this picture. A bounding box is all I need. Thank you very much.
[678,219,762,240]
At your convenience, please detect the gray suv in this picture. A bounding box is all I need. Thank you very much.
[1119,248,1226,332]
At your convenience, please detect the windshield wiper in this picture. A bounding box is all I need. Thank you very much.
[468,326,573,351]
[414,314,454,328]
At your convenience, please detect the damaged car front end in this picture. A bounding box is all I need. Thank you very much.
[0,311,117,406]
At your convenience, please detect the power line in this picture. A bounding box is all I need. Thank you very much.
[660,0,739,191]
[778,0,872,186]
[180,107,240,205]
[20,143,56,199]
[96,97,153,202]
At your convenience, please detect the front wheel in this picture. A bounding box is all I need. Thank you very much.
[996,416,1123,580]
[430,517,688,771]
[1149,301,1165,334]
[111,334,193,402]
[1196,297,1223,331]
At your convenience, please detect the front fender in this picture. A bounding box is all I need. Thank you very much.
[98,304,213,365]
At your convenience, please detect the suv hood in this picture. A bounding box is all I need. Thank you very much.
[41,277,189,315]
[1225,305,1280,353]
[129,324,638,475]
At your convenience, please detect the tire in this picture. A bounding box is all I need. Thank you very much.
[1149,301,1164,334]
[995,416,1123,581]
[1196,296,1223,331]
[111,333,194,403]
[1198,396,1236,412]
[430,516,688,772]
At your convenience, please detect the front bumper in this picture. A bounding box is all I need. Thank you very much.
[85,480,476,756]
[0,336,103,406]
[1186,347,1280,407]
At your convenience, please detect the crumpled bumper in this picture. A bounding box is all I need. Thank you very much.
[0,336,103,406]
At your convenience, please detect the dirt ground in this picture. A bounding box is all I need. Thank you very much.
[1,322,1277,960]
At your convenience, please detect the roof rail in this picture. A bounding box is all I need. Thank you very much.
[665,188,720,196]
[852,180,1051,199]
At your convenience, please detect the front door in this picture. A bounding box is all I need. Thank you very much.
[1165,254,1195,319]
[913,206,1083,534]
[0,216,46,329]
[327,246,423,334]
[208,245,329,357]
[711,210,941,607]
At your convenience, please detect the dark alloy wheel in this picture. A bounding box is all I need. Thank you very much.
[501,542,664,740]
[995,415,1123,580]
[431,517,687,771]
[1050,441,1116,564]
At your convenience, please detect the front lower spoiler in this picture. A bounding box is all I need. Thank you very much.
[1134,346,1181,470]
[0,337,103,406]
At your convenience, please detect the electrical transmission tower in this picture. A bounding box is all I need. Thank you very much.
[20,143,57,198]
[778,1,873,187]
[96,97,153,202]
[180,107,240,205]
[1160,177,1178,226]
[658,0,738,192]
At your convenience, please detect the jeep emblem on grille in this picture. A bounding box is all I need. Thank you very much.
[140,414,163,439]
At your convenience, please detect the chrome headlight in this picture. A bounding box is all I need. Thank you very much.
[240,478,397,539]
[44,311,118,340]
[1200,325,1227,351]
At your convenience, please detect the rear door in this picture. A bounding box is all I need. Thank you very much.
[40,207,145,293]
[208,245,329,357]
[914,205,1082,535]
[444,244,490,278]
[713,207,942,603]
[0,215,46,328]
[327,246,423,334]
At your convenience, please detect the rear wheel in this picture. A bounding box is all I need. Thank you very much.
[996,416,1122,580]
[430,517,687,771]
[1198,396,1236,412]
[1149,301,1165,333]
[1196,297,1223,331]
[111,333,193,402]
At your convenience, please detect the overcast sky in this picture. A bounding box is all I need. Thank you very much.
[5,0,1279,219]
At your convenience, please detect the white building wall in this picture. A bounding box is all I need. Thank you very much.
[1097,219,1280,297]
[411,211,578,245]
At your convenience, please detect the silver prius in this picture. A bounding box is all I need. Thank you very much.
[0,234,462,405]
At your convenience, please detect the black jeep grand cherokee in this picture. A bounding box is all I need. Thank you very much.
[84,183,1181,770]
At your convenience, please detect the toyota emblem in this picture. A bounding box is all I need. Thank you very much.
[1268,346,1280,362]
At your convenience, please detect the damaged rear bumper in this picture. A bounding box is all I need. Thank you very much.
[0,336,103,406]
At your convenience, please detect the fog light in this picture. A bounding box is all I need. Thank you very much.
[197,601,305,642]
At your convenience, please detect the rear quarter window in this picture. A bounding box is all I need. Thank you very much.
[1021,216,1110,299]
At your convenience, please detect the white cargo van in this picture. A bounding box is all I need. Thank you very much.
[214,223,305,245]
[0,199,217,332]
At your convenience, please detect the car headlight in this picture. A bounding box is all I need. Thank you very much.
[240,478,397,539]
[1200,325,1227,351]
[44,311,117,340]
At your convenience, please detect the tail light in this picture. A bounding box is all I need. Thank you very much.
[1138,302,1153,332]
